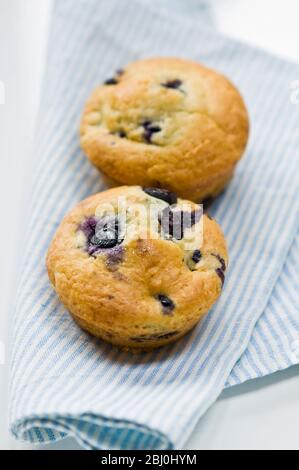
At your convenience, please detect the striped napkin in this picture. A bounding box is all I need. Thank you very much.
[9,0,299,449]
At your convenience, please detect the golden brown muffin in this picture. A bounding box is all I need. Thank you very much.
[47,186,228,350]
[80,57,249,202]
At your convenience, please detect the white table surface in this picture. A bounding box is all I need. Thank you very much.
[1,0,299,451]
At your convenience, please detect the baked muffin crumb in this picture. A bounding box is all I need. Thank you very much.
[47,186,228,350]
[80,57,249,202]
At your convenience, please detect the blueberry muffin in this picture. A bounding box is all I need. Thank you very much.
[80,57,249,202]
[47,186,228,350]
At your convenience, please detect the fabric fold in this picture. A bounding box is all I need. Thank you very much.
[9,0,299,450]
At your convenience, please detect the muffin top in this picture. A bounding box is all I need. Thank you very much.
[47,186,228,348]
[80,57,249,201]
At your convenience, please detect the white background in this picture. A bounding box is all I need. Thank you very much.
[0,0,299,450]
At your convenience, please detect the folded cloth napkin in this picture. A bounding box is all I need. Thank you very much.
[9,0,299,449]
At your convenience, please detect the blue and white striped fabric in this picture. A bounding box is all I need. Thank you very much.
[9,0,299,450]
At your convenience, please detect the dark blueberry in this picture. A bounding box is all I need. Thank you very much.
[212,254,226,272]
[142,120,161,143]
[191,209,202,225]
[132,331,178,342]
[216,268,225,286]
[91,235,118,249]
[104,77,118,85]
[192,250,202,264]
[115,130,127,138]
[106,246,124,271]
[162,79,183,90]
[79,217,97,240]
[159,207,202,240]
[87,244,99,256]
[143,187,177,205]
[91,218,120,249]
[155,294,175,315]
[144,127,161,143]
[80,216,123,255]
[159,207,182,239]
[146,125,161,133]
[104,69,124,85]
[202,197,215,212]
